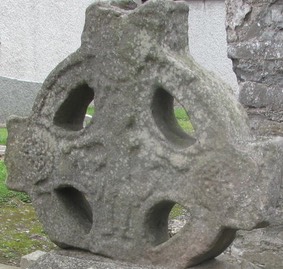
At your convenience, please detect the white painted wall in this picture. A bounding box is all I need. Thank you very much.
[0,0,238,93]
[187,0,239,94]
[0,0,94,82]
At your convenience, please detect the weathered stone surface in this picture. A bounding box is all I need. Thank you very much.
[26,250,262,269]
[231,227,283,269]
[226,0,283,135]
[27,250,163,269]
[20,251,46,269]
[5,0,283,268]
[0,264,18,269]
[226,0,283,267]
[0,76,41,125]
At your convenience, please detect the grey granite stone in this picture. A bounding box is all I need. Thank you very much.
[26,250,262,269]
[5,0,283,268]
[27,251,162,269]
[226,0,283,135]
[230,227,283,269]
[20,251,46,269]
[0,264,18,269]
[0,76,41,125]
[226,0,283,267]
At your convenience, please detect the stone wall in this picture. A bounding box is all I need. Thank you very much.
[226,1,283,268]
[226,0,283,136]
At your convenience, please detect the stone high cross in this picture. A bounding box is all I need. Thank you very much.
[5,1,283,268]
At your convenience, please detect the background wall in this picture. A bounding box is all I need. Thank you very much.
[0,0,237,123]
[226,0,283,137]
[0,0,94,82]
[0,0,94,123]
[188,0,239,94]
[226,1,283,268]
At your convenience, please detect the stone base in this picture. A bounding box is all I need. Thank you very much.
[24,250,261,269]
[21,251,46,269]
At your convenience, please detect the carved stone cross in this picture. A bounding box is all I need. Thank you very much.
[5,1,283,268]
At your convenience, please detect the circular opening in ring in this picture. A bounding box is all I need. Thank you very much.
[54,83,94,131]
[168,203,190,238]
[145,200,190,246]
[55,186,93,234]
[151,87,196,147]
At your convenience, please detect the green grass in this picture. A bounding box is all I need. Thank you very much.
[86,106,95,116]
[0,128,8,145]
[0,203,56,266]
[169,204,185,219]
[0,159,52,266]
[175,107,194,134]
[0,158,54,266]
